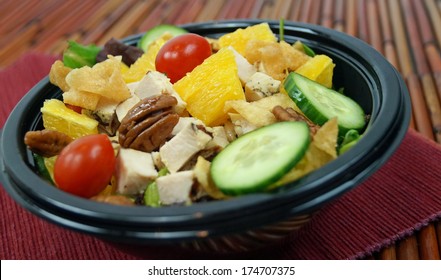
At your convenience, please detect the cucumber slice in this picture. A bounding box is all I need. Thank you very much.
[284,72,366,135]
[137,24,188,51]
[211,122,310,195]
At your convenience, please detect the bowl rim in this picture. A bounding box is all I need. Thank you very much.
[0,19,411,242]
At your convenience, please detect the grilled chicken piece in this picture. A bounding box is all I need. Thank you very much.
[115,93,140,122]
[171,117,204,136]
[206,126,229,149]
[134,71,186,114]
[244,72,281,101]
[159,123,212,173]
[228,46,256,85]
[88,98,122,135]
[126,81,140,94]
[115,148,158,195]
[171,118,229,149]
[156,170,194,205]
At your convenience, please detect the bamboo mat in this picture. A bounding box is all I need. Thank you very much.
[0,0,440,260]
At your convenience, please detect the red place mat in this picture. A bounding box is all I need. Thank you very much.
[1,53,441,260]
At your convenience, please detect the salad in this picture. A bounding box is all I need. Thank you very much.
[24,22,366,207]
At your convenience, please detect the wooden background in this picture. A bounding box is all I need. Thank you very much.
[0,0,440,260]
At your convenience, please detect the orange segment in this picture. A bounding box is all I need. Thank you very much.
[173,48,245,126]
[295,54,335,88]
[122,33,173,83]
[120,62,129,74]
[218,22,277,55]
[41,99,99,139]
[44,156,57,182]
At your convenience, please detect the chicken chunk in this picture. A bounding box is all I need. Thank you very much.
[126,81,140,94]
[228,46,256,85]
[171,117,204,136]
[159,123,212,173]
[206,126,229,149]
[244,72,281,101]
[134,71,186,114]
[115,148,158,195]
[115,93,140,122]
[156,170,194,205]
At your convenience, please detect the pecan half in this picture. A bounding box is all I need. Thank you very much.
[272,105,319,135]
[24,129,73,157]
[118,95,179,152]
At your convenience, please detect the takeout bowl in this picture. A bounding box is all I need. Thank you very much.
[0,20,410,253]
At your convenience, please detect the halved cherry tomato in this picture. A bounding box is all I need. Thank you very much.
[65,103,83,114]
[155,33,211,83]
[54,134,115,198]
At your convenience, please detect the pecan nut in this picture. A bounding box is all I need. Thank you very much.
[272,105,319,135]
[118,95,179,152]
[24,129,73,157]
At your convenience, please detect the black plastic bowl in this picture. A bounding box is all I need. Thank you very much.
[0,20,410,252]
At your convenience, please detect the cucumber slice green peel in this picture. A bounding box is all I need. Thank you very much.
[284,72,366,136]
[210,122,310,196]
[137,24,188,51]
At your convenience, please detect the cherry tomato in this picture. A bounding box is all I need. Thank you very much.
[155,33,211,83]
[54,134,115,198]
[65,104,82,114]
